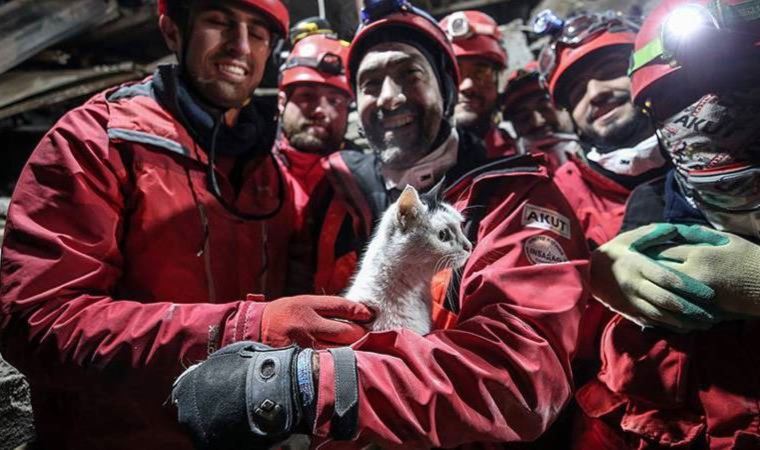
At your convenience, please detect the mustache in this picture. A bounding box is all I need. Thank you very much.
[376,106,417,122]
[299,117,330,129]
[587,91,630,123]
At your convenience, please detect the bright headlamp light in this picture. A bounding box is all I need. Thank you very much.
[661,4,719,57]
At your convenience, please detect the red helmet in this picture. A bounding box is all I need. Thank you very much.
[157,0,289,39]
[347,3,460,92]
[537,10,638,108]
[347,2,460,115]
[439,11,508,68]
[502,61,547,115]
[629,0,760,119]
[280,34,352,97]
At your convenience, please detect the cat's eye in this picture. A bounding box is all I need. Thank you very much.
[438,229,452,242]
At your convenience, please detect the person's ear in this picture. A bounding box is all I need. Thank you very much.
[277,90,287,116]
[159,14,182,54]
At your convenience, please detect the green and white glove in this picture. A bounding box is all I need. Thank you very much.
[655,224,760,319]
[591,223,720,331]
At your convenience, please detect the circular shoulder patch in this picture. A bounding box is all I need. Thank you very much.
[524,235,569,265]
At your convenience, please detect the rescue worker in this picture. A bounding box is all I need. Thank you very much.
[0,1,373,448]
[575,1,760,447]
[502,61,579,171]
[439,10,516,158]
[275,26,355,295]
[275,23,353,201]
[537,9,669,249]
[536,11,672,382]
[171,1,590,448]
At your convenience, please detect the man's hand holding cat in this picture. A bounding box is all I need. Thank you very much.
[261,295,374,348]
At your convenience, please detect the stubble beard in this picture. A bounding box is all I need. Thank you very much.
[587,108,651,149]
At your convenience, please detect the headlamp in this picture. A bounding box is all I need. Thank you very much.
[628,2,752,76]
[444,11,501,42]
[283,51,345,76]
[532,9,565,36]
[289,18,335,46]
[359,0,438,27]
[447,12,471,39]
[662,4,719,56]
[360,0,409,24]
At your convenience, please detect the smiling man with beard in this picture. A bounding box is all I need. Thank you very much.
[0,1,376,448]
[536,9,671,398]
[275,29,354,212]
[307,7,497,295]
[538,10,670,249]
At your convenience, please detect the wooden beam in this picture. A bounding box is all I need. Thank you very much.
[0,0,116,75]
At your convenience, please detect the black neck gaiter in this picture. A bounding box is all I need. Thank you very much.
[152,64,277,158]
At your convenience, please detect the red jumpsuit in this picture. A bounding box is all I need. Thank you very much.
[0,78,300,449]
[273,136,328,214]
[308,151,590,448]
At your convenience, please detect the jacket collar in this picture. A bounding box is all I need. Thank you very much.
[381,129,460,191]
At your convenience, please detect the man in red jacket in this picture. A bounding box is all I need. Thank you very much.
[575,1,760,447]
[535,11,673,376]
[439,10,516,158]
[171,1,590,449]
[0,1,373,448]
[275,22,354,204]
[537,9,669,250]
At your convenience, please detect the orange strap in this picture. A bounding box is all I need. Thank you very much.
[430,269,458,330]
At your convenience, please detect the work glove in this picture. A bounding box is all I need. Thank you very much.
[591,223,721,331]
[261,295,374,348]
[654,225,760,318]
[172,341,359,450]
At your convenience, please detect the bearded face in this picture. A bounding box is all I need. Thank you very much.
[280,83,350,154]
[355,42,445,169]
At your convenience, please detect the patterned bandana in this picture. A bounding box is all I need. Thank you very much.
[658,89,760,237]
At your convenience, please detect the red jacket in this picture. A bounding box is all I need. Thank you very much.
[307,150,590,448]
[550,157,634,368]
[552,156,631,250]
[484,126,517,159]
[273,136,328,214]
[0,78,300,449]
[577,317,760,450]
[575,177,760,450]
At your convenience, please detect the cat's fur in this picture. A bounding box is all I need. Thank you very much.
[344,184,472,335]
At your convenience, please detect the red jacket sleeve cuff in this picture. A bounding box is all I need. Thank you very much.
[220,296,266,347]
[313,350,335,437]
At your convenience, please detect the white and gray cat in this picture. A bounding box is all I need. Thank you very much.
[281,185,471,450]
[344,184,472,335]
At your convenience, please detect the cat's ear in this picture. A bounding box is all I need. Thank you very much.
[422,175,446,205]
[397,185,423,230]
